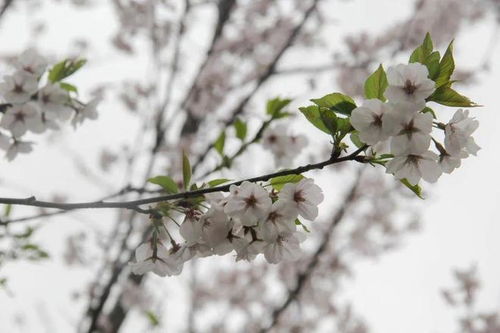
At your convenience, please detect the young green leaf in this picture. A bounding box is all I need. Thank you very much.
[270,174,304,191]
[400,179,424,199]
[350,131,365,148]
[364,64,388,101]
[427,86,479,107]
[295,218,311,233]
[214,131,226,156]
[320,110,337,135]
[48,58,87,83]
[422,106,437,119]
[208,178,232,187]
[59,82,78,93]
[434,40,455,88]
[266,97,292,117]
[233,118,247,141]
[299,105,331,134]
[409,32,434,63]
[182,152,192,189]
[145,311,160,327]
[148,176,179,194]
[310,93,357,116]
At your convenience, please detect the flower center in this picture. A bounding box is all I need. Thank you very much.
[268,211,281,223]
[14,111,25,122]
[372,114,383,127]
[13,84,24,94]
[406,154,421,165]
[403,79,417,95]
[293,190,305,203]
[244,194,257,207]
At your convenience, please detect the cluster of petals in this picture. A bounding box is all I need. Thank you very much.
[262,124,308,166]
[0,49,99,160]
[131,178,324,277]
[350,63,479,185]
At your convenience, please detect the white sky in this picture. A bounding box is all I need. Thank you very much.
[0,1,499,332]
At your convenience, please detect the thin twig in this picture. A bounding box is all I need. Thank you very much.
[191,0,321,173]
[0,147,366,219]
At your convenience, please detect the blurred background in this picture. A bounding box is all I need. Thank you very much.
[0,0,499,332]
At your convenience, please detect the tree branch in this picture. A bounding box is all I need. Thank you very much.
[0,147,366,219]
[190,0,321,173]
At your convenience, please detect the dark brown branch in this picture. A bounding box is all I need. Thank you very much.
[0,147,366,218]
[260,169,363,332]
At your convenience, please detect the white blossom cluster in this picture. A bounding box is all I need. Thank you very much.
[350,63,479,185]
[0,50,99,160]
[262,124,308,166]
[130,178,324,277]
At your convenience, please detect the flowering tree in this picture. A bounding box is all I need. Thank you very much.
[0,0,498,332]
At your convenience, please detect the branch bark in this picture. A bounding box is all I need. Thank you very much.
[0,147,366,219]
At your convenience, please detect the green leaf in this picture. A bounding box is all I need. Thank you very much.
[182,152,191,189]
[434,40,455,88]
[208,178,232,187]
[266,97,292,117]
[59,82,78,93]
[350,131,364,148]
[148,176,179,194]
[3,204,12,218]
[270,174,304,191]
[364,64,388,101]
[299,105,330,134]
[426,51,441,80]
[48,58,87,83]
[335,117,353,141]
[400,179,424,199]
[427,86,479,107]
[310,93,357,116]
[409,33,434,63]
[320,110,337,135]
[214,131,226,156]
[145,311,160,327]
[295,218,310,233]
[422,106,437,119]
[233,118,247,141]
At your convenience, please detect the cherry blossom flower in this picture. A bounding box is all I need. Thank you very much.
[350,99,395,144]
[385,63,435,109]
[72,98,99,128]
[0,72,38,104]
[224,181,272,226]
[130,241,184,277]
[37,84,72,121]
[279,178,324,221]
[259,200,297,240]
[232,226,265,261]
[439,151,467,174]
[0,103,44,137]
[5,141,33,161]
[262,231,302,264]
[179,215,203,246]
[14,49,47,77]
[262,124,308,166]
[200,206,233,253]
[385,150,442,185]
[444,109,480,156]
[384,111,433,154]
